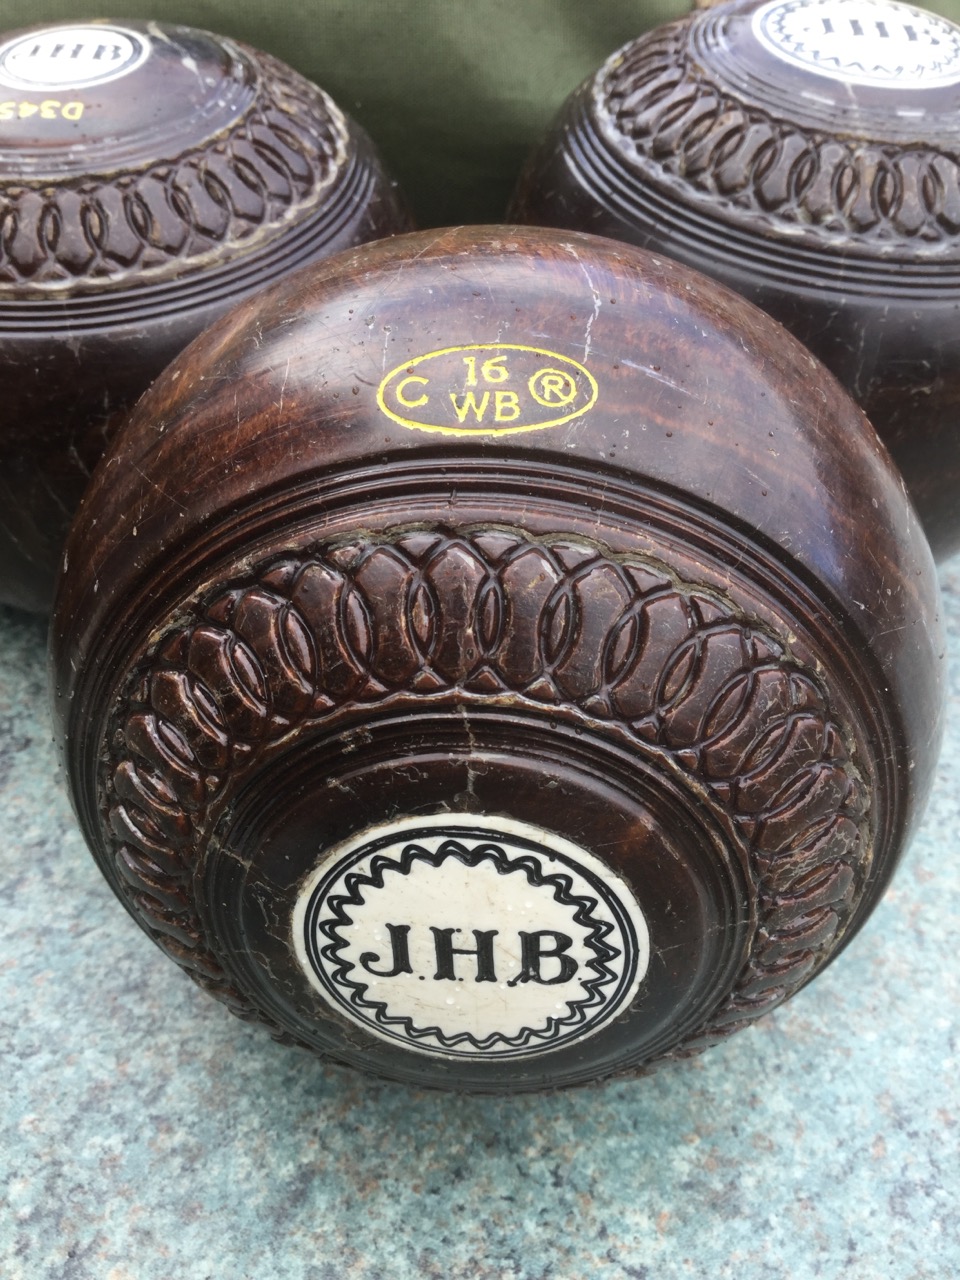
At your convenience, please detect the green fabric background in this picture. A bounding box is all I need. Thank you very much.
[0,1,957,225]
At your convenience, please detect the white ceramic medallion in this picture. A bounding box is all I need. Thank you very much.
[293,814,651,1060]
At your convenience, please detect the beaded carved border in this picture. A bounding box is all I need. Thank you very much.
[0,49,347,287]
[598,21,960,245]
[100,528,871,1064]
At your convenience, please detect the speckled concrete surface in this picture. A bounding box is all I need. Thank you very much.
[1,559,958,1280]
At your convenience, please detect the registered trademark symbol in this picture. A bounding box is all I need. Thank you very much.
[529,367,578,407]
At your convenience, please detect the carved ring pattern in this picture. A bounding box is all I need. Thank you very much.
[598,21,960,246]
[0,50,347,287]
[101,528,870,1065]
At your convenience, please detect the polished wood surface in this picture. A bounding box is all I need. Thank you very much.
[510,0,960,560]
[51,226,944,1091]
[0,19,410,613]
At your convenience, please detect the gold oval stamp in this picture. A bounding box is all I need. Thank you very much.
[377,343,598,437]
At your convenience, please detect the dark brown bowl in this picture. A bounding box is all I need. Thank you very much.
[51,225,944,1091]
[510,0,960,561]
[0,19,411,613]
